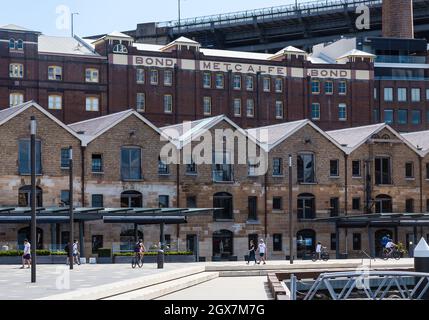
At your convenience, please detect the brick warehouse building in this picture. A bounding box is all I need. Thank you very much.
[1,101,429,261]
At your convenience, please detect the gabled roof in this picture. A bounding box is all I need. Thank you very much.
[269,46,307,61]
[38,35,100,57]
[161,115,258,149]
[0,101,81,140]
[402,130,429,156]
[246,119,344,152]
[69,110,166,146]
[0,24,40,33]
[160,36,201,52]
[107,31,133,39]
[336,49,376,61]
[327,123,418,155]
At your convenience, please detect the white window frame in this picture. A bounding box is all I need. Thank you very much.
[411,88,421,102]
[338,103,347,121]
[86,96,100,112]
[113,44,128,54]
[275,78,283,93]
[338,81,347,95]
[48,66,62,81]
[384,87,393,102]
[311,103,320,120]
[215,73,224,89]
[233,98,241,117]
[136,68,145,84]
[397,88,407,102]
[311,80,320,94]
[203,96,212,115]
[136,93,145,112]
[150,69,159,85]
[246,99,255,118]
[203,72,211,88]
[48,95,62,110]
[245,76,254,91]
[9,92,24,107]
[325,81,333,95]
[9,63,24,78]
[275,101,283,119]
[164,94,173,113]
[263,77,271,92]
[164,70,173,86]
[85,68,99,83]
[233,74,241,90]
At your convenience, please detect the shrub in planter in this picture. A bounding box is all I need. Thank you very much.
[51,251,67,256]
[113,251,193,257]
[0,250,51,257]
[97,248,112,258]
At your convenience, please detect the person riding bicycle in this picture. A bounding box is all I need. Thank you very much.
[316,242,322,260]
[385,239,397,255]
[134,239,145,260]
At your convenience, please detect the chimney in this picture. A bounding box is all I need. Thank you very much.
[382,0,414,38]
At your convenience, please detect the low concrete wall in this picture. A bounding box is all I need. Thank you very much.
[0,256,68,265]
[113,255,195,264]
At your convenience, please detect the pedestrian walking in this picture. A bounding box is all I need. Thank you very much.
[73,240,81,265]
[20,239,31,269]
[316,242,322,260]
[246,240,257,265]
[257,239,267,265]
[64,242,70,265]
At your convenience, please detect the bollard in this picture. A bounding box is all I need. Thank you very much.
[414,238,429,300]
[157,249,164,269]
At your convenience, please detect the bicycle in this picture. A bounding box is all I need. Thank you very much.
[312,247,330,262]
[131,253,144,268]
[382,247,401,260]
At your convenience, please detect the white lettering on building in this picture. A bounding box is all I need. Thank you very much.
[308,69,351,79]
[200,61,287,76]
[133,56,177,68]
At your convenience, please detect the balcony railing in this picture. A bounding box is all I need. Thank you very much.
[375,55,427,64]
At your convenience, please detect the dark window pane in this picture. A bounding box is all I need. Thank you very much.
[248,196,257,221]
[405,163,413,178]
[352,198,361,210]
[159,195,169,208]
[92,194,104,207]
[273,158,283,176]
[353,233,361,250]
[273,197,282,210]
[19,140,41,175]
[297,194,315,219]
[406,199,414,213]
[92,154,103,173]
[298,154,315,183]
[92,235,103,253]
[60,190,70,206]
[213,193,233,220]
[330,233,337,251]
[273,234,282,251]
[352,161,361,177]
[186,196,197,208]
[330,160,339,177]
[61,148,70,168]
[121,148,141,180]
[330,198,339,217]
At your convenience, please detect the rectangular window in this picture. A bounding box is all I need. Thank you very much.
[275,78,283,92]
[384,109,394,124]
[375,157,391,185]
[325,81,333,94]
[203,72,211,88]
[92,194,104,208]
[426,163,429,180]
[213,152,233,182]
[330,160,339,177]
[233,75,241,90]
[427,199,429,213]
[185,157,197,175]
[275,101,283,119]
[19,140,41,175]
[85,97,99,112]
[384,87,393,101]
[353,233,362,251]
[330,197,339,217]
[338,81,347,95]
[136,93,145,112]
[61,190,70,206]
[186,196,197,208]
[352,160,361,177]
[9,92,24,106]
[136,68,145,84]
[150,69,158,85]
[398,109,408,124]
[164,94,173,113]
[411,88,421,102]
[121,147,142,180]
[311,80,320,94]
[60,148,70,169]
[92,154,103,173]
[92,235,103,254]
[245,76,254,91]
[352,198,361,211]
[246,99,255,118]
[164,70,173,86]
[374,88,377,100]
[412,110,421,125]
[311,103,320,120]
[406,199,414,213]
[248,196,258,221]
[405,162,414,179]
[159,195,170,208]
[273,197,283,210]
[215,73,224,89]
[273,158,283,176]
[398,88,407,102]
[9,63,23,78]
[85,68,99,83]
[330,234,337,251]
[338,103,347,121]
[158,157,169,175]
[273,234,282,251]
[233,99,241,116]
[263,77,270,92]
[297,154,315,183]
[426,89,429,101]
[203,96,212,115]
[373,108,380,123]
[248,160,259,177]
[48,95,62,110]
[48,66,62,81]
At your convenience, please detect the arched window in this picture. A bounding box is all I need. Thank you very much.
[18,186,43,207]
[297,193,316,219]
[18,227,43,250]
[382,134,390,140]
[16,39,24,50]
[9,38,15,49]
[375,194,392,213]
[296,229,316,259]
[121,191,142,208]
[113,44,128,54]
[213,230,233,259]
[213,192,233,220]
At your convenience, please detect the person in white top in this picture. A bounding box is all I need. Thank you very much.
[385,240,397,255]
[21,239,31,269]
[316,242,322,260]
[257,239,267,265]
[72,240,81,265]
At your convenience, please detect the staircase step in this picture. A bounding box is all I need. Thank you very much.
[105,272,219,300]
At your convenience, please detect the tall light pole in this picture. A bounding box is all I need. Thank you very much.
[71,12,79,37]
[178,0,181,34]
[289,154,294,264]
[30,116,37,282]
[69,146,74,270]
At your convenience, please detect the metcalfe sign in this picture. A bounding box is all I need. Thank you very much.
[200,61,287,76]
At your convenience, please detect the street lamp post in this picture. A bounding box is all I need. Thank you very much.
[69,146,74,270]
[289,154,294,265]
[30,117,37,283]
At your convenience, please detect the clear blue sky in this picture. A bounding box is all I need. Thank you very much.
[1,0,297,37]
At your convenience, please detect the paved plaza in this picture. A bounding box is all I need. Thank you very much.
[0,259,414,300]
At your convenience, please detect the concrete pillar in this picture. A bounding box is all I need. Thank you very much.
[79,221,85,257]
[51,224,57,251]
[414,238,429,299]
